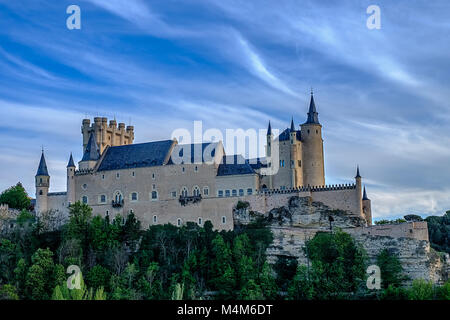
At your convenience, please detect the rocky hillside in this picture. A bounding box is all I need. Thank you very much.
[234,196,449,285]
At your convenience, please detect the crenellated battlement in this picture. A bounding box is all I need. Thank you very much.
[259,183,356,195]
[82,117,134,154]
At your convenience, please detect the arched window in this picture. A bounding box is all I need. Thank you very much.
[153,215,157,224]
[181,187,188,197]
[39,190,43,195]
[114,191,123,203]
[198,217,202,226]
[177,218,182,227]
[192,186,201,197]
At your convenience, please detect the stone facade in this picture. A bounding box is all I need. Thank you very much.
[34,93,372,231]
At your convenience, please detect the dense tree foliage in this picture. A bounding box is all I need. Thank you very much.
[426,211,450,254]
[0,194,448,300]
[0,183,31,211]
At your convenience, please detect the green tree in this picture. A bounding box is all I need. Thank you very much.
[52,273,106,300]
[288,265,314,300]
[376,249,405,288]
[85,265,111,290]
[0,183,31,210]
[259,262,278,299]
[0,284,19,300]
[407,279,434,300]
[67,202,92,248]
[239,279,264,300]
[16,209,34,226]
[436,280,450,300]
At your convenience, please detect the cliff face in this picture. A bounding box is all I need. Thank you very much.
[234,196,449,285]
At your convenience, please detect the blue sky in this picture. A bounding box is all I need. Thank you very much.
[1,0,450,220]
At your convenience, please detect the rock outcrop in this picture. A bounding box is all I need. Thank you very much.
[234,196,449,285]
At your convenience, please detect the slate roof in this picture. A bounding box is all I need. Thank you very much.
[305,94,320,124]
[267,121,272,135]
[278,128,301,141]
[168,142,219,165]
[247,157,267,170]
[81,133,100,162]
[97,140,174,171]
[36,152,49,176]
[67,153,75,168]
[217,155,256,176]
[362,186,369,200]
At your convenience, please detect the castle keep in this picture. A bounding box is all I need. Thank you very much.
[34,93,372,229]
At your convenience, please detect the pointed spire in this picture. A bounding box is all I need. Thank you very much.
[362,186,369,200]
[355,165,361,179]
[81,132,100,161]
[36,151,49,176]
[267,121,272,135]
[290,117,295,131]
[305,90,320,124]
[67,153,75,168]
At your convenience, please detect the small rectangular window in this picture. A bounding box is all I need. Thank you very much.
[239,189,244,196]
[225,190,231,197]
[171,191,177,198]
[247,188,253,195]
[222,216,226,224]
[218,190,223,197]
[203,188,209,196]
[232,189,237,197]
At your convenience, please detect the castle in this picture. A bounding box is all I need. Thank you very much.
[34,93,372,229]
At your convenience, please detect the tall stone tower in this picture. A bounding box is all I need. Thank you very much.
[355,166,363,218]
[362,186,372,226]
[266,121,274,189]
[289,117,303,188]
[35,151,49,214]
[67,153,76,206]
[300,92,325,187]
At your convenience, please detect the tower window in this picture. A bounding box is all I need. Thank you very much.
[116,173,120,179]
[177,218,181,226]
[195,166,198,172]
[39,190,43,195]
[132,171,135,177]
[151,191,158,200]
[152,173,155,180]
[307,129,310,134]
[153,215,157,223]
[82,196,88,204]
[316,130,318,134]
[222,216,226,224]
[198,217,202,226]
[298,160,302,167]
